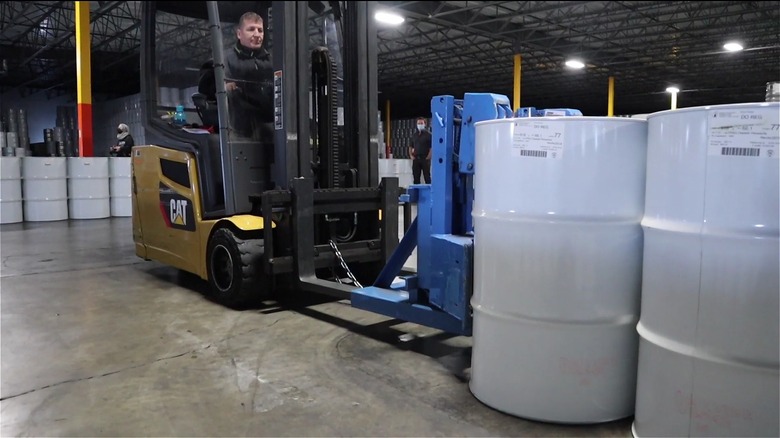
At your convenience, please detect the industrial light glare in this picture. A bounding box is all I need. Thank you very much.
[666,87,680,93]
[565,59,585,69]
[723,42,743,52]
[375,11,404,25]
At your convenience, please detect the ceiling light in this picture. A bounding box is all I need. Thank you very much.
[565,59,585,69]
[723,42,744,52]
[666,87,680,93]
[375,11,404,25]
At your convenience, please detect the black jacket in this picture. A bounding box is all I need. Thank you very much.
[225,42,274,123]
[116,134,134,157]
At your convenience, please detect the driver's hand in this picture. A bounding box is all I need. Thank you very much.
[226,82,238,92]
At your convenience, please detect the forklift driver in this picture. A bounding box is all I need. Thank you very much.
[224,11,274,143]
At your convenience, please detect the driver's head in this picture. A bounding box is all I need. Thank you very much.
[236,12,264,50]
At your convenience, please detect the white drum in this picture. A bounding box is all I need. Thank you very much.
[0,157,23,223]
[67,157,110,219]
[109,157,132,217]
[22,157,68,221]
[633,102,779,438]
[470,117,648,423]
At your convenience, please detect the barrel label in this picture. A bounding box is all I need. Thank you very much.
[708,109,779,158]
[511,121,564,159]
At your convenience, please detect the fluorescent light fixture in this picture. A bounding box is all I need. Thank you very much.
[565,59,585,69]
[723,42,743,52]
[666,87,680,93]
[375,11,404,25]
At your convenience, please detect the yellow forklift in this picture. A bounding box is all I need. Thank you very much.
[132,1,399,308]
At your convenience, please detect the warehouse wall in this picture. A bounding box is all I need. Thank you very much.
[0,89,73,143]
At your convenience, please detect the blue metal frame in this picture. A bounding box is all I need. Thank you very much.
[351,93,512,336]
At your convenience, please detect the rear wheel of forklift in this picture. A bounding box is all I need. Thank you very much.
[206,227,269,309]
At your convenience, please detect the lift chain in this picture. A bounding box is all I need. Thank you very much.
[328,239,363,289]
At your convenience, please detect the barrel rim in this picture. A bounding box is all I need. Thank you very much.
[475,116,648,127]
[646,101,780,120]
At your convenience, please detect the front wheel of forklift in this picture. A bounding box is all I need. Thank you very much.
[206,227,269,309]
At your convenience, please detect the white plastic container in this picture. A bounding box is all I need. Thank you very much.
[67,157,110,219]
[378,158,414,188]
[470,117,648,424]
[109,157,132,217]
[633,102,780,438]
[22,157,68,221]
[0,157,23,223]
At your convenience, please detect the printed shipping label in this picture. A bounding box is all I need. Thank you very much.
[511,121,565,159]
[708,108,779,158]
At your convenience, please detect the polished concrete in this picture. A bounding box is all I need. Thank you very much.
[1,218,632,436]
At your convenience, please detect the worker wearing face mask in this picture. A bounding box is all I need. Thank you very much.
[408,117,432,184]
[110,123,134,157]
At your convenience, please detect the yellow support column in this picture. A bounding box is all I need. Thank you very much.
[513,54,522,112]
[75,1,93,157]
[608,76,615,116]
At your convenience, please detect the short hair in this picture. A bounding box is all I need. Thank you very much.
[416,117,427,123]
[238,12,263,30]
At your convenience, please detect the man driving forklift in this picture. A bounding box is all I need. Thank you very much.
[225,11,274,141]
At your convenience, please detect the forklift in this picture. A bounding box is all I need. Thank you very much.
[133,1,398,308]
[133,1,512,336]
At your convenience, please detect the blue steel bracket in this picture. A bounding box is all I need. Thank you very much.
[516,107,583,117]
[350,93,512,337]
[458,93,513,175]
[426,234,473,333]
[351,287,471,335]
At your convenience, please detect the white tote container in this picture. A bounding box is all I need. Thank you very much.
[0,157,23,223]
[68,157,110,219]
[109,157,132,217]
[470,117,648,424]
[22,157,68,221]
[633,102,779,438]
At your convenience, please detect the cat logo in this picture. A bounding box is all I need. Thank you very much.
[170,199,189,226]
[159,182,195,231]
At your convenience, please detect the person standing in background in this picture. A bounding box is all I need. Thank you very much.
[110,123,134,157]
[408,117,432,184]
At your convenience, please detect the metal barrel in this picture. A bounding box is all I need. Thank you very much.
[633,102,779,437]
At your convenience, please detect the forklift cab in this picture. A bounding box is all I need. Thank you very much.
[141,1,370,218]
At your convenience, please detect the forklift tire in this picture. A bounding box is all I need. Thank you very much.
[206,227,268,309]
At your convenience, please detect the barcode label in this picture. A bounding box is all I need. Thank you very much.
[708,109,779,158]
[721,147,760,157]
[512,121,565,159]
[519,150,547,158]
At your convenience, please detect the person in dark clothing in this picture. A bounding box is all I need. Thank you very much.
[224,11,274,142]
[110,123,134,157]
[408,117,432,184]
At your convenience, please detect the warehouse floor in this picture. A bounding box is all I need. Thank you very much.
[0,218,632,437]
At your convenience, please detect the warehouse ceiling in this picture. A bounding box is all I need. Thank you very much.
[1,1,778,117]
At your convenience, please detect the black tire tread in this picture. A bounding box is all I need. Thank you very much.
[209,227,268,308]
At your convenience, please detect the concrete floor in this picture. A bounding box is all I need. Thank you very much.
[1,217,632,437]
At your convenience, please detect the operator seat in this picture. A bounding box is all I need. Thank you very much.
[194,59,219,129]
[192,92,219,128]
